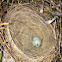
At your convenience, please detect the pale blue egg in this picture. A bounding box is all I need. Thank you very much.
[32,37,42,48]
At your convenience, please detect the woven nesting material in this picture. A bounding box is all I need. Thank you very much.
[4,5,57,62]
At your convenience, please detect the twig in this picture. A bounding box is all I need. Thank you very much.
[7,0,9,8]
[50,0,52,11]
[0,23,9,26]
[59,0,62,58]
[2,0,4,2]
[12,0,14,6]
[0,27,5,30]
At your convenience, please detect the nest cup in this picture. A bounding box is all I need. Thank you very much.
[3,5,57,62]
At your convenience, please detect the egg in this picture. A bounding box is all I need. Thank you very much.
[32,37,42,48]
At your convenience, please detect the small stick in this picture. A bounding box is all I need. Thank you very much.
[42,0,44,12]
[59,0,62,58]
[0,23,9,26]
[19,3,30,6]
[12,0,14,6]
[0,17,1,21]
[50,0,52,11]
[0,27,5,30]
[2,0,4,2]
[40,4,43,14]
[53,0,56,6]
[45,16,58,24]
[18,0,19,4]
[7,0,9,8]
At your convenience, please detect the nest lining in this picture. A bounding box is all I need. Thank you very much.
[4,5,56,59]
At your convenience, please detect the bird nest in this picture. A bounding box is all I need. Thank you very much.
[3,4,57,62]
